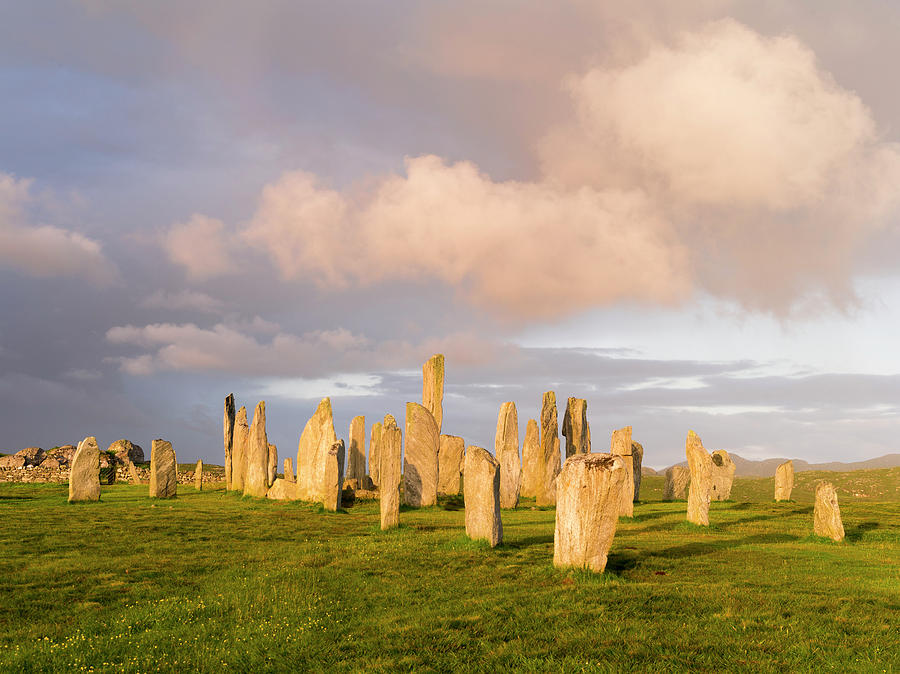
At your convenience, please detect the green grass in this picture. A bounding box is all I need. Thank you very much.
[1,481,898,672]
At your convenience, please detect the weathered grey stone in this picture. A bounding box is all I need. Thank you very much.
[495,402,520,509]
[631,441,644,502]
[107,439,144,465]
[562,397,590,458]
[710,449,736,501]
[231,406,249,492]
[267,443,278,487]
[194,460,203,490]
[686,431,712,526]
[68,436,100,503]
[369,421,383,487]
[149,439,177,499]
[422,354,445,433]
[438,434,465,495]
[663,465,690,500]
[814,481,844,541]
[537,391,560,506]
[244,401,269,498]
[322,440,345,511]
[224,393,235,490]
[0,454,26,469]
[404,402,439,507]
[128,460,141,485]
[610,426,634,517]
[775,460,794,501]
[46,445,76,466]
[464,446,503,547]
[520,419,541,498]
[380,417,402,530]
[296,397,338,503]
[553,453,627,573]
[283,457,295,483]
[266,477,299,501]
[347,416,366,483]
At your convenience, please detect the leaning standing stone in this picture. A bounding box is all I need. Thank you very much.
[404,402,439,507]
[68,436,101,503]
[194,460,203,491]
[814,481,845,541]
[380,417,402,530]
[562,397,591,458]
[369,421,383,487]
[149,439,177,499]
[775,460,794,501]
[422,354,445,433]
[553,453,627,573]
[537,391,560,506]
[224,393,235,490]
[296,398,338,503]
[464,446,503,547]
[610,426,634,517]
[244,401,269,498]
[631,441,644,502]
[663,465,690,500]
[267,443,278,487]
[710,450,736,501]
[520,419,541,499]
[438,434,465,495]
[495,402,520,509]
[685,431,713,526]
[322,440,345,511]
[231,406,249,492]
[128,460,141,485]
[347,416,366,483]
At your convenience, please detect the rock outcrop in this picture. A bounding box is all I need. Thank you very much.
[149,439,177,499]
[422,354,445,433]
[710,449,736,501]
[537,391,560,506]
[438,434,465,495]
[68,436,100,503]
[610,426,634,517]
[631,441,644,502]
[266,477,299,501]
[380,416,402,529]
[663,465,690,500]
[347,416,366,483]
[224,393,235,490]
[403,402,439,507]
[685,431,713,525]
[813,481,845,541]
[495,402,520,509]
[520,419,541,499]
[231,406,249,492]
[553,453,626,573]
[561,397,590,458]
[322,440,345,511]
[244,401,269,498]
[296,398,338,503]
[775,460,794,501]
[464,446,503,547]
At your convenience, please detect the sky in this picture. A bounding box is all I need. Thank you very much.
[1,1,899,469]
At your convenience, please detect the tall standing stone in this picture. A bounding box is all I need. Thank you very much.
[149,439,177,499]
[422,354,445,433]
[296,398,338,503]
[464,446,503,547]
[562,397,591,458]
[244,401,269,498]
[710,449,736,501]
[610,426,634,517]
[663,465,690,500]
[231,406,249,492]
[380,416,402,530]
[284,457,295,483]
[347,416,366,483]
[537,392,560,506]
[194,460,203,491]
[224,393,235,490]
[553,453,627,573]
[404,402,439,507]
[520,419,541,498]
[68,436,101,503]
[322,440,345,511]
[495,402,520,509]
[631,441,644,502]
[814,481,845,541]
[775,460,794,501]
[438,434,465,495]
[369,421,383,487]
[685,431,713,526]
[267,443,278,487]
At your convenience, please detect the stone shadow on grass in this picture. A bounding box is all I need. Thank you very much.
[648,532,800,561]
[845,521,879,542]
[502,533,554,549]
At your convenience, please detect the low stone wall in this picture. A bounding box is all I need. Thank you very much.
[0,465,225,485]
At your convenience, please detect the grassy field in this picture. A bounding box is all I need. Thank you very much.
[1,476,898,672]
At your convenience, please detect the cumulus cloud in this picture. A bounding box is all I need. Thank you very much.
[164,214,239,280]
[0,173,115,284]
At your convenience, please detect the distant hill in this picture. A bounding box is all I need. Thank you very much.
[663,453,900,477]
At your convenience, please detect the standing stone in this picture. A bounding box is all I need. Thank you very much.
[814,481,845,541]
[194,460,203,490]
[631,441,644,502]
[347,416,366,483]
[296,398,338,503]
[562,397,591,458]
[775,460,794,501]
[231,406,249,492]
[404,403,439,507]
[68,436,101,503]
[610,426,634,517]
[685,431,713,526]
[127,460,141,485]
[520,419,541,498]
[149,439,177,499]
[224,393,235,490]
[537,391,560,506]
[380,417,402,530]
[369,421,383,487]
[267,443,278,487]
[710,449,736,501]
[244,401,269,498]
[553,453,627,573]
[663,465,690,500]
[495,402,520,509]
[284,457,295,483]
[322,440,345,511]
[438,434,465,495]
[464,446,503,547]
[422,354,445,433]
